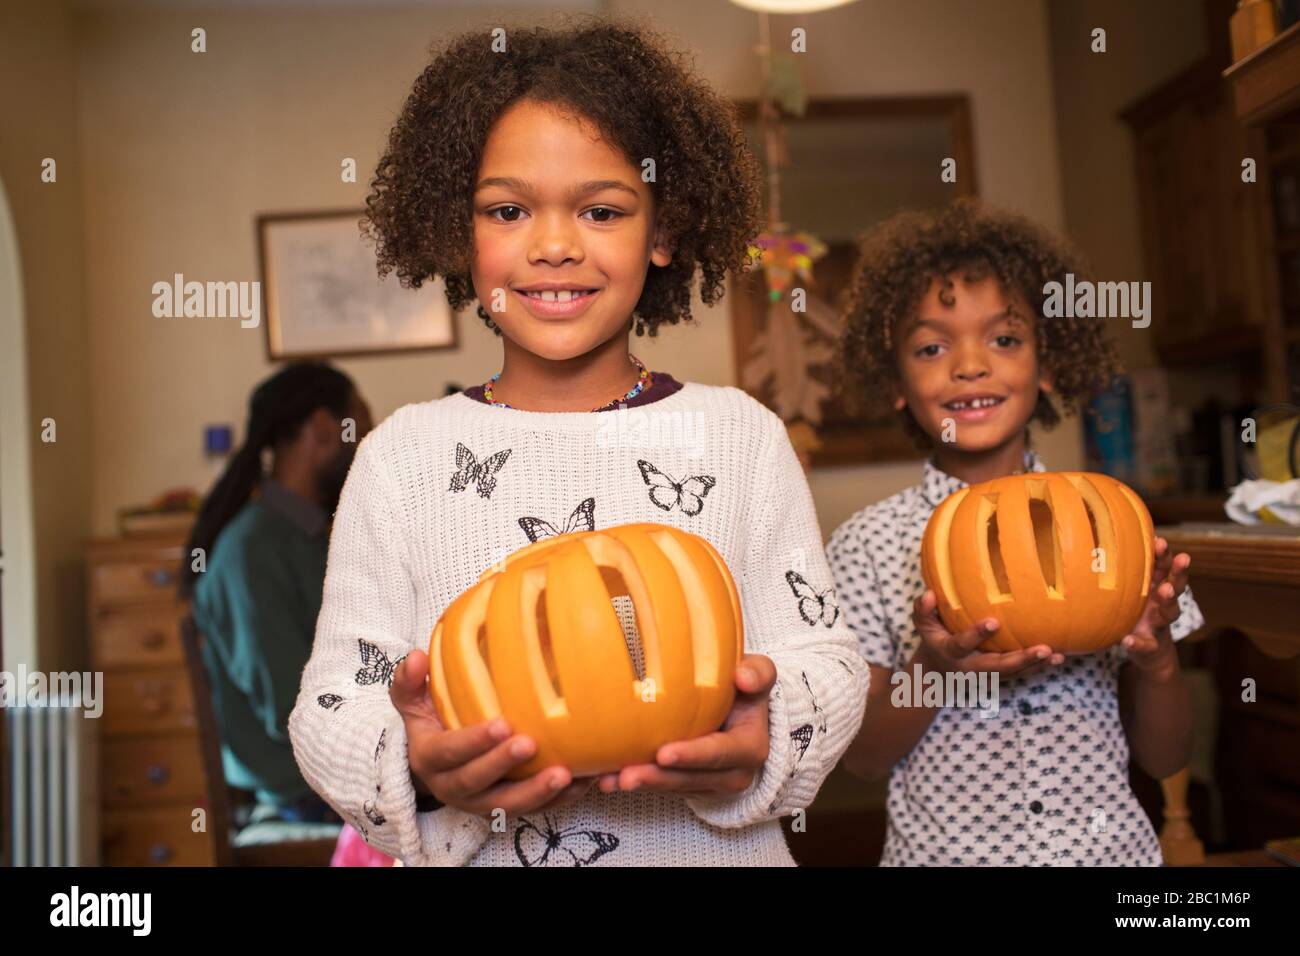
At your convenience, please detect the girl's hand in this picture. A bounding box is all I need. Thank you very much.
[1120,537,1190,680]
[912,589,1064,678]
[390,651,595,817]
[595,653,777,797]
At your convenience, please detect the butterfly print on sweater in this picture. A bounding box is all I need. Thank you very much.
[448,442,512,499]
[355,640,403,687]
[802,670,828,734]
[785,571,840,627]
[518,496,595,542]
[513,814,620,867]
[317,693,345,712]
[363,784,387,828]
[790,724,814,771]
[636,460,715,516]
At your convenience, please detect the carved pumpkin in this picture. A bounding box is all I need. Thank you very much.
[920,472,1154,655]
[428,522,743,779]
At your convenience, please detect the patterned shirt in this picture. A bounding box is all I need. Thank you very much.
[826,451,1204,866]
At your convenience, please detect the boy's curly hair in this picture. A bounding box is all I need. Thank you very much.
[361,17,763,337]
[835,198,1122,446]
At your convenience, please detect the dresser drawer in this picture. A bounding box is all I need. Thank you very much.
[103,735,206,807]
[93,557,183,605]
[103,669,196,736]
[94,607,185,669]
[102,807,214,866]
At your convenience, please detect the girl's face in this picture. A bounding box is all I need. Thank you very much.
[894,274,1052,453]
[470,99,672,361]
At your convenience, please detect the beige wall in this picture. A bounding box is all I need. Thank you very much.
[0,1,92,671]
[76,0,1083,552]
[1046,2,1252,417]
[1046,0,1208,369]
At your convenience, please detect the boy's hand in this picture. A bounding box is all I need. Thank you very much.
[390,650,595,817]
[912,589,1064,678]
[596,653,776,797]
[1120,537,1190,680]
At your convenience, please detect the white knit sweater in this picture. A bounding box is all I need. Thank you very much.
[289,382,868,866]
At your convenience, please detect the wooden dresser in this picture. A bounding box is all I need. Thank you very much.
[87,532,214,866]
[1161,524,1300,851]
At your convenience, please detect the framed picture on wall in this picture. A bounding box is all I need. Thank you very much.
[256,209,457,360]
[730,96,978,467]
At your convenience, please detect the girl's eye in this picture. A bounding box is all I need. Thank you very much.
[488,205,526,223]
[582,207,622,223]
[916,343,944,358]
[993,334,1021,348]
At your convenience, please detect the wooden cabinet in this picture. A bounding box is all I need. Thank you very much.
[88,533,214,866]
[1224,20,1300,405]
[1123,61,1270,367]
[1161,524,1300,851]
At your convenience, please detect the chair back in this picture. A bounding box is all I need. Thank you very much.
[179,614,237,866]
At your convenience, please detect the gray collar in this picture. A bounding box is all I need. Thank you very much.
[259,476,328,537]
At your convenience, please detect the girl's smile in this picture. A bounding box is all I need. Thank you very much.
[511,285,602,319]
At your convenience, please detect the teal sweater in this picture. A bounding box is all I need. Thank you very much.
[192,489,328,806]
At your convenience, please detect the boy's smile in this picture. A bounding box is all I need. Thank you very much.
[471,99,671,363]
[894,273,1051,456]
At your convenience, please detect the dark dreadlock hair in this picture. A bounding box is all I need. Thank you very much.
[179,362,354,598]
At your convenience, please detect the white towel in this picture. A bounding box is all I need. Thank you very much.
[1225,478,1300,525]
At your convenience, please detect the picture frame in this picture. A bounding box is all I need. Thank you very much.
[256,209,458,360]
[729,96,978,467]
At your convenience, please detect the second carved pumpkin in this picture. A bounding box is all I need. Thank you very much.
[921,471,1154,655]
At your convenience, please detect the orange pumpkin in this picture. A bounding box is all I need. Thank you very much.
[428,522,743,779]
[920,472,1154,655]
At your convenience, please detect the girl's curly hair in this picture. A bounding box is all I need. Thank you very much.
[361,17,763,337]
[835,198,1122,446]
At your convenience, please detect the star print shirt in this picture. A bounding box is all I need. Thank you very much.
[288,382,868,866]
[826,451,1204,867]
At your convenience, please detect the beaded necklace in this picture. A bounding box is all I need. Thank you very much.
[481,355,651,411]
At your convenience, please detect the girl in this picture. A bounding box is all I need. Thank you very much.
[827,200,1203,866]
[288,20,867,867]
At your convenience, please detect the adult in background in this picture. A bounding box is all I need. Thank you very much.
[181,362,372,825]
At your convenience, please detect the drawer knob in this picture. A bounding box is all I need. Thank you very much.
[146,764,170,786]
[141,630,166,649]
[149,844,174,864]
[147,567,175,588]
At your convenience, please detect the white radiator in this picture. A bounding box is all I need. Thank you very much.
[6,693,99,866]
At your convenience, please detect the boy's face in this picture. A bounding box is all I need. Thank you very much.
[470,99,672,361]
[893,273,1052,453]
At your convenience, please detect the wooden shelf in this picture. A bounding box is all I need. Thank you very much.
[1155,322,1263,366]
[1224,21,1300,124]
[1160,523,1300,587]
[1146,495,1229,525]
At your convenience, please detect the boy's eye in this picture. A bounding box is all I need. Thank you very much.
[993,334,1021,348]
[488,205,526,223]
[581,206,623,223]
